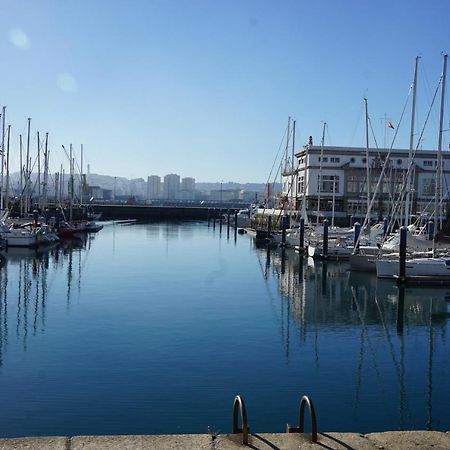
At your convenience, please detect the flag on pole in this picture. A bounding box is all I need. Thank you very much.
[387,121,395,129]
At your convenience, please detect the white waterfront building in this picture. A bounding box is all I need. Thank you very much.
[282,144,450,224]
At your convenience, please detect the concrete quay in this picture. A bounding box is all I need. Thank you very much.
[1,431,449,450]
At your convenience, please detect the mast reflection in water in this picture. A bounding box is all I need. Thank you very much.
[0,222,448,437]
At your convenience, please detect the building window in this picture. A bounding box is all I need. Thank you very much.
[319,175,339,193]
[330,157,340,163]
[422,178,436,196]
[362,158,366,163]
[298,175,305,194]
[397,159,402,165]
[346,175,358,193]
[318,156,328,163]
[350,157,355,163]
[423,160,433,167]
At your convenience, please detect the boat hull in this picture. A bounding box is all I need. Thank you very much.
[376,257,450,279]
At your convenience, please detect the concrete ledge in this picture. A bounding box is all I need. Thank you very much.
[0,437,69,450]
[0,431,449,450]
[71,434,212,449]
[366,431,450,449]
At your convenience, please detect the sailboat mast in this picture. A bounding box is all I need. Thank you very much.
[291,120,296,212]
[316,122,326,225]
[43,133,49,208]
[331,174,336,228]
[37,131,41,209]
[436,54,448,232]
[80,144,84,209]
[69,143,73,221]
[405,56,420,226]
[302,140,309,223]
[364,98,370,220]
[19,134,23,216]
[5,125,10,209]
[1,106,5,211]
[25,118,31,214]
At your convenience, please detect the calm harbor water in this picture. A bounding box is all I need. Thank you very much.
[0,221,449,437]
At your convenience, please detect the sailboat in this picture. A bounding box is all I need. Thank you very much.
[376,54,449,280]
[351,56,443,273]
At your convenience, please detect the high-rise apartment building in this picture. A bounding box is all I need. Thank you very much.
[147,175,161,199]
[163,174,180,199]
[181,177,195,192]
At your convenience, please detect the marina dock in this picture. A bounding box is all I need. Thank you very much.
[1,431,450,449]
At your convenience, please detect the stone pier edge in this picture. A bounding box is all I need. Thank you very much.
[1,431,450,449]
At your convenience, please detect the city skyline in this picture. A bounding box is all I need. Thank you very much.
[1,1,449,183]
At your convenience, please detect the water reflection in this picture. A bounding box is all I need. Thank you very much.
[0,235,92,366]
[0,224,448,436]
[251,244,449,431]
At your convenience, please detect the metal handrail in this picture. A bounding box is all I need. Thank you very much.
[232,395,250,445]
[286,395,318,443]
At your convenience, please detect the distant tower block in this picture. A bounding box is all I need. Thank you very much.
[163,174,180,199]
[147,175,162,200]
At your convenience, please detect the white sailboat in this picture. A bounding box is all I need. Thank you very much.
[376,54,449,280]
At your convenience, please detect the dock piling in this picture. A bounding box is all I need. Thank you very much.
[281,215,287,246]
[323,219,329,258]
[354,222,361,250]
[383,217,388,237]
[428,220,435,241]
[399,226,407,282]
[299,217,305,250]
[267,215,272,237]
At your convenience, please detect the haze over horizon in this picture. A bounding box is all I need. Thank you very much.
[1,0,449,184]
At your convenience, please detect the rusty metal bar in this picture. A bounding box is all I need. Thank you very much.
[232,395,250,445]
[286,395,318,443]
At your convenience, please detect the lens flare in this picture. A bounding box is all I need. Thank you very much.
[8,28,30,49]
[57,73,78,92]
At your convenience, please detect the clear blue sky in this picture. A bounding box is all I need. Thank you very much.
[1,0,449,183]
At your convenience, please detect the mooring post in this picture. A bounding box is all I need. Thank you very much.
[207,208,210,227]
[281,215,287,246]
[299,217,305,250]
[281,247,286,274]
[219,209,223,233]
[354,221,361,250]
[227,209,230,236]
[428,220,435,241]
[383,217,388,237]
[298,253,304,282]
[323,219,329,258]
[213,209,216,229]
[267,214,272,237]
[399,226,407,282]
[396,285,405,335]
